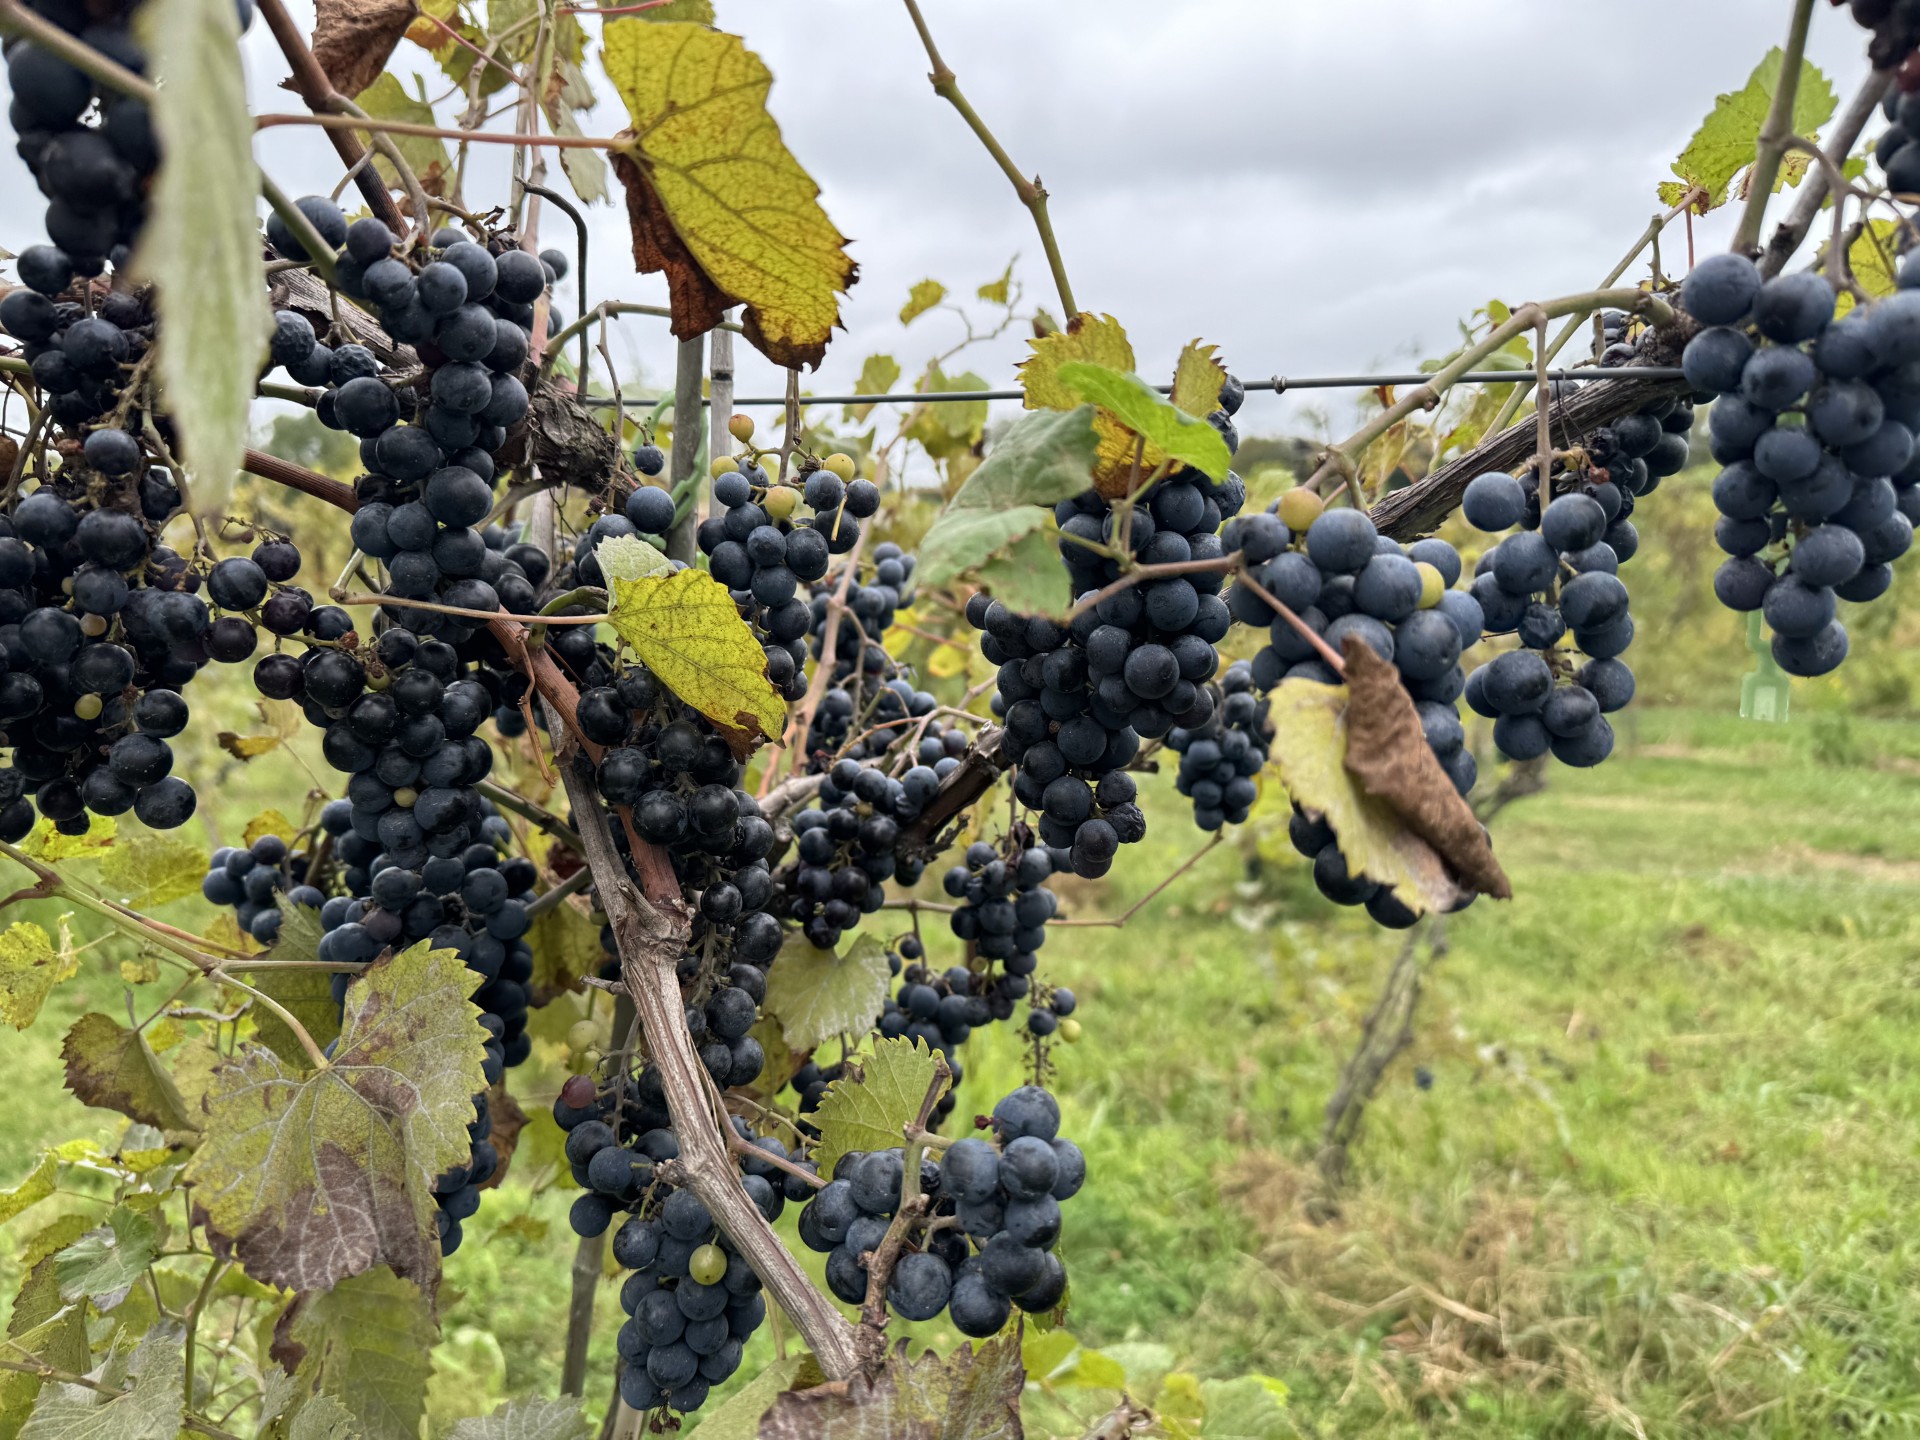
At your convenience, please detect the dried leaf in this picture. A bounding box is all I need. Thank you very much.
[603,21,855,368]
[292,1267,438,1440]
[811,1036,947,1182]
[136,0,268,509]
[478,1081,525,1192]
[604,567,784,749]
[758,1334,1023,1440]
[1265,677,1460,916]
[312,0,418,97]
[182,942,488,1292]
[764,932,890,1053]
[62,1013,197,1131]
[1341,642,1510,900]
[218,698,303,761]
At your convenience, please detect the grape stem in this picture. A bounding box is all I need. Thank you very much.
[1730,0,1818,257]
[1232,567,1347,675]
[1760,69,1892,277]
[524,865,594,922]
[855,1053,952,1358]
[1305,288,1676,499]
[554,748,864,1378]
[898,0,1077,318]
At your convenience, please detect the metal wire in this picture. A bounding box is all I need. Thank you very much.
[576,367,1687,410]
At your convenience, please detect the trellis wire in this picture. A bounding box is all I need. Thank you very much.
[579,367,1687,410]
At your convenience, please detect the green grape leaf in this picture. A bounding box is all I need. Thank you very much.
[1,1222,93,1431]
[293,1267,438,1440]
[916,406,1100,605]
[902,363,989,461]
[61,1013,196,1132]
[0,921,78,1030]
[1054,360,1232,482]
[1657,47,1837,209]
[1199,1375,1291,1437]
[977,259,1014,306]
[54,1208,160,1312]
[135,0,269,512]
[447,1397,593,1440]
[899,279,947,325]
[759,1333,1023,1440]
[604,568,784,750]
[96,833,205,909]
[970,523,1073,620]
[688,1354,811,1440]
[314,0,420,97]
[603,21,855,369]
[0,1151,58,1224]
[844,353,901,423]
[763,932,891,1053]
[182,942,487,1292]
[250,919,345,1065]
[356,73,453,199]
[19,1321,183,1440]
[594,532,673,583]
[527,892,603,1004]
[810,1037,948,1181]
[288,1392,359,1440]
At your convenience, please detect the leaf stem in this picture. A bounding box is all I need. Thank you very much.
[898,0,1077,316]
[1731,0,1818,256]
[1761,68,1892,276]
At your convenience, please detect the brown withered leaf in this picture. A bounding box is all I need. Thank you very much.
[62,1012,197,1132]
[478,1081,525,1192]
[1340,639,1511,899]
[758,1335,1023,1440]
[311,0,419,99]
[610,148,732,347]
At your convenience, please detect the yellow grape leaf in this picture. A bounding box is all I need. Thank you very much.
[1265,677,1461,915]
[98,832,206,908]
[244,808,300,849]
[927,642,969,679]
[218,698,302,761]
[605,568,784,750]
[602,21,855,369]
[1836,217,1902,319]
[763,932,891,1053]
[977,259,1014,306]
[20,814,115,861]
[810,1036,949,1181]
[62,1013,197,1132]
[845,352,902,424]
[181,942,487,1292]
[0,1151,58,1224]
[1168,338,1225,419]
[1019,313,1162,495]
[355,73,451,199]
[900,278,947,325]
[0,922,79,1030]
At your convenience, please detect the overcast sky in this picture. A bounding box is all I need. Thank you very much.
[1,2,1889,445]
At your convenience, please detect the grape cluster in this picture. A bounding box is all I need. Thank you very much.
[1166,660,1272,830]
[1679,251,1918,677]
[1235,497,1482,797]
[1460,482,1638,767]
[199,832,323,944]
[554,1072,801,1414]
[0,471,306,833]
[796,1085,1078,1334]
[785,754,934,951]
[803,536,913,698]
[5,0,177,294]
[1847,2,1920,98]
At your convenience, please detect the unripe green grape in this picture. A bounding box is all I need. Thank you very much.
[689,1242,727,1285]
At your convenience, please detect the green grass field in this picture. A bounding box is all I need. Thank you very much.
[7,702,1920,1437]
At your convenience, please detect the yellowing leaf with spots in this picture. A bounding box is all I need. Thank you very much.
[20,815,115,861]
[181,941,487,1293]
[602,21,856,369]
[1169,338,1226,419]
[98,832,205,908]
[1266,677,1461,916]
[62,1013,197,1132]
[244,808,300,849]
[605,568,784,750]
[0,922,78,1030]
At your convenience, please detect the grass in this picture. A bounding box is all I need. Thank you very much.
[7,702,1920,1437]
